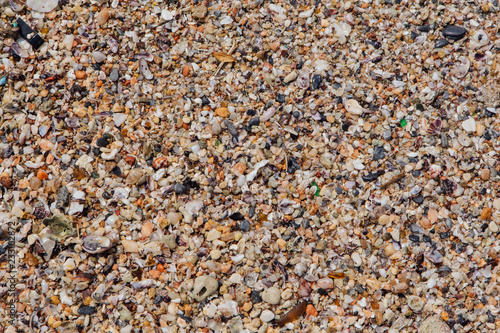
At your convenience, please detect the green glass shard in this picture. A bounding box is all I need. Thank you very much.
[311,181,320,196]
[400,118,407,128]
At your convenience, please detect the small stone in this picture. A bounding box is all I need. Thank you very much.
[434,39,449,48]
[384,243,397,256]
[351,252,362,266]
[224,120,239,137]
[122,239,139,252]
[215,107,229,117]
[207,229,221,241]
[418,316,452,333]
[78,306,96,315]
[40,139,54,151]
[442,25,466,40]
[311,74,322,90]
[391,282,409,294]
[110,68,119,82]
[192,5,208,19]
[239,220,250,232]
[260,310,275,322]
[462,117,476,132]
[284,71,298,83]
[62,35,74,50]
[96,7,110,25]
[92,51,107,63]
[192,276,219,302]
[173,183,186,194]
[212,122,222,135]
[75,71,86,79]
[164,235,177,250]
[248,116,260,128]
[373,145,385,160]
[480,207,493,220]
[0,172,13,188]
[480,168,490,180]
[493,199,500,210]
[489,222,498,233]
[317,277,334,290]
[74,107,87,118]
[261,286,281,305]
[344,99,363,115]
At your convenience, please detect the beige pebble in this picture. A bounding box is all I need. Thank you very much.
[122,239,140,252]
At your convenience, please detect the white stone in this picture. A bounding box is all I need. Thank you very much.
[113,113,127,127]
[122,239,139,252]
[344,99,363,115]
[493,199,500,210]
[62,35,74,50]
[92,51,107,63]
[462,117,476,133]
[351,252,362,266]
[229,273,242,284]
[260,309,275,322]
[317,277,334,289]
[206,229,221,241]
[68,202,84,215]
[262,286,281,305]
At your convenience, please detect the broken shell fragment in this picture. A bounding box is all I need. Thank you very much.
[82,235,113,254]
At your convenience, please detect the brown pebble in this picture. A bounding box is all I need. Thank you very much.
[96,7,110,25]
[75,71,87,79]
[480,168,491,180]
[0,172,13,188]
[480,207,493,220]
[192,5,208,19]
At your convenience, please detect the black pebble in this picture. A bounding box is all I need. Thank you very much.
[423,235,431,243]
[362,172,381,182]
[417,25,431,32]
[442,25,466,40]
[412,170,421,177]
[248,116,260,127]
[229,212,245,220]
[246,109,256,116]
[77,306,96,315]
[223,120,239,137]
[412,194,423,205]
[484,130,492,140]
[292,111,301,118]
[409,234,420,242]
[201,96,210,105]
[373,145,386,161]
[111,166,121,176]
[0,245,5,255]
[250,290,262,303]
[311,74,322,90]
[335,186,343,194]
[276,94,286,103]
[239,220,250,232]
[352,189,359,196]
[96,136,110,147]
[287,156,300,174]
[434,39,449,48]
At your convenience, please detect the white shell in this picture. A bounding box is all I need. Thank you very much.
[344,99,363,115]
[27,0,58,12]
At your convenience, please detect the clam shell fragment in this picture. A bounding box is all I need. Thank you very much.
[82,235,113,254]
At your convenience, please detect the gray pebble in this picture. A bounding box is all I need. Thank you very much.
[110,68,119,82]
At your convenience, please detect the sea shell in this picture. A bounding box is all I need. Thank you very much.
[153,156,168,169]
[82,235,113,254]
[344,99,363,115]
[469,30,489,49]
